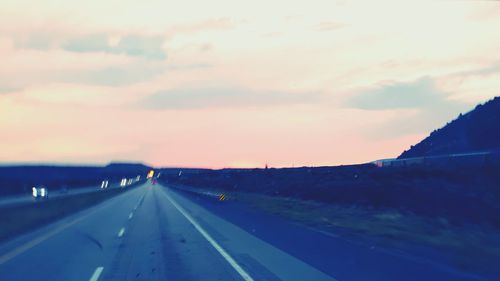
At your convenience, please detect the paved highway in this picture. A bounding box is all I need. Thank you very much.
[0,182,491,281]
[0,183,334,281]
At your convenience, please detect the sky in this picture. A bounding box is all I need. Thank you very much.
[1,1,500,168]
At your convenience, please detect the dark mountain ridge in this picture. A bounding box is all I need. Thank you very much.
[399,96,500,158]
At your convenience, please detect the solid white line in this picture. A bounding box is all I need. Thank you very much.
[128,212,133,219]
[163,191,254,281]
[88,266,104,281]
[0,199,114,265]
[0,185,143,265]
[0,216,87,265]
[118,227,125,237]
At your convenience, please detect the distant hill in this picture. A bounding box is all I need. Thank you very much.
[105,162,151,173]
[399,97,500,159]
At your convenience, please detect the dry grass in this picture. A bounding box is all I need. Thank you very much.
[233,192,500,278]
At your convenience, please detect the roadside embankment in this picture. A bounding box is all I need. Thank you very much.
[0,183,142,241]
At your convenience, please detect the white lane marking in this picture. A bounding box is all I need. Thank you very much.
[88,266,104,281]
[118,227,125,237]
[132,191,147,211]
[0,184,146,265]
[128,212,133,219]
[0,194,119,265]
[163,191,254,281]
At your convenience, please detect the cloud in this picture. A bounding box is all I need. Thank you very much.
[0,38,168,89]
[346,77,446,110]
[199,43,213,52]
[169,18,234,35]
[346,77,470,138]
[451,62,500,77]
[62,34,167,60]
[11,31,168,60]
[0,86,18,94]
[60,64,166,86]
[165,63,212,71]
[317,21,345,31]
[261,31,283,38]
[14,32,55,50]
[140,87,322,110]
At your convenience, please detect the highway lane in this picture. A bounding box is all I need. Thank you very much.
[0,184,144,280]
[0,183,335,281]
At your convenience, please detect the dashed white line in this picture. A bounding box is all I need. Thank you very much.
[0,197,119,265]
[88,266,104,281]
[162,191,254,281]
[118,227,125,237]
[128,212,133,219]
[133,192,147,211]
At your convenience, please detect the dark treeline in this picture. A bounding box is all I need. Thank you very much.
[162,163,500,226]
[0,163,151,196]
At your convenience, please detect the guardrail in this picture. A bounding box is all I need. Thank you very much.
[373,150,500,168]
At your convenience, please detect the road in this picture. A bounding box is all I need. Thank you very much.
[0,182,132,208]
[0,182,491,281]
[0,183,334,281]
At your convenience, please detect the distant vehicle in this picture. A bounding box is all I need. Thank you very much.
[151,179,157,185]
[120,178,127,187]
[101,180,109,189]
[32,186,49,199]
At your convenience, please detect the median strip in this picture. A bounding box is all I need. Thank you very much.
[0,194,123,265]
[0,187,135,242]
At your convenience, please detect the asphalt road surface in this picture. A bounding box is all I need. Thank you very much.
[0,183,491,281]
